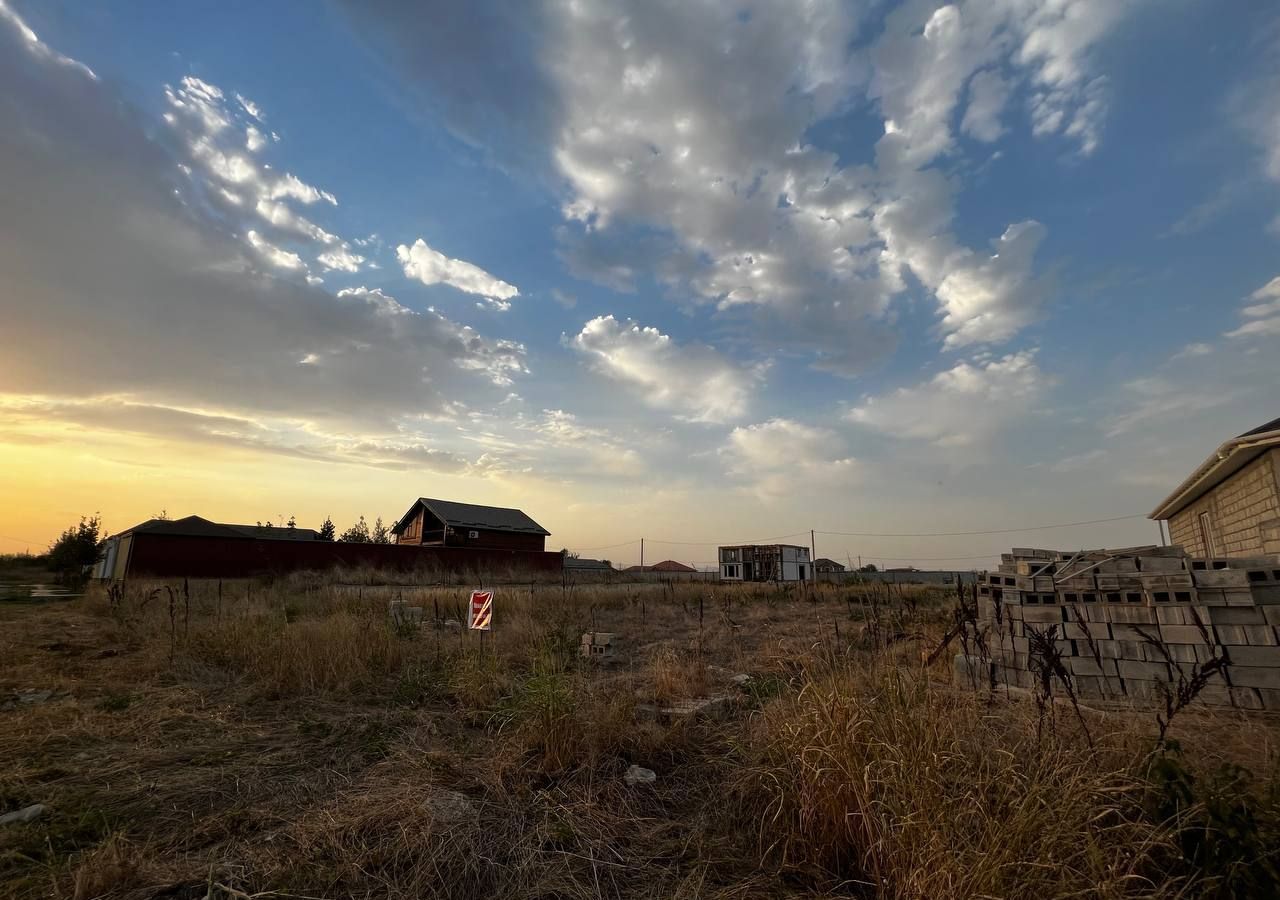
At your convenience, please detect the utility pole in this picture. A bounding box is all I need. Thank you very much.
[640,537,644,570]
[809,529,816,576]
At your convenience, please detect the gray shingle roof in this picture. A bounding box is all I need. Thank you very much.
[396,498,550,536]
[120,515,319,541]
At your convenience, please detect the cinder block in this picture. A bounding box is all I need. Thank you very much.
[1069,657,1118,678]
[1054,640,1076,656]
[1156,607,1188,625]
[1230,687,1264,710]
[1139,557,1186,573]
[1141,573,1194,590]
[1263,607,1280,626]
[1207,606,1265,625]
[1107,606,1158,624]
[1164,643,1212,664]
[1220,645,1280,667]
[996,634,1030,653]
[1097,557,1139,574]
[1225,666,1280,690]
[1256,688,1280,710]
[1193,569,1251,589]
[1253,586,1280,606]
[1062,622,1111,641]
[1192,684,1233,706]
[1092,640,1121,659]
[1124,680,1169,701]
[1244,625,1278,646]
[1159,624,1211,645]
[1110,623,1159,642]
[1215,625,1250,645]
[1022,607,1065,625]
[1118,659,1171,681]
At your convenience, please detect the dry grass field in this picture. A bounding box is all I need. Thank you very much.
[3,573,1280,899]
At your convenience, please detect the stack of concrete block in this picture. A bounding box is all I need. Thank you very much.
[958,547,1280,710]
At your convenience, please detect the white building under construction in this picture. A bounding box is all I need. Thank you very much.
[719,544,811,582]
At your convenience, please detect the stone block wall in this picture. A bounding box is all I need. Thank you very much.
[956,546,1280,710]
[1168,449,1280,557]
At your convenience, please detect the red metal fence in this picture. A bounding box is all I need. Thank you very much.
[123,534,564,580]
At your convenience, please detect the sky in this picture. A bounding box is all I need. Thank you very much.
[1,0,1277,569]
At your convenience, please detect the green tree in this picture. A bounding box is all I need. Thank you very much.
[371,517,390,544]
[47,515,103,581]
[318,517,336,541]
[340,516,371,543]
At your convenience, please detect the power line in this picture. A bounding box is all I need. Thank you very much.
[646,531,811,547]
[815,514,1145,538]
[568,538,642,552]
[0,533,40,546]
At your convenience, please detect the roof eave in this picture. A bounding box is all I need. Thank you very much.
[1150,429,1280,520]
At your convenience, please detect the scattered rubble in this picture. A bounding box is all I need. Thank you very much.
[0,804,47,826]
[624,765,656,786]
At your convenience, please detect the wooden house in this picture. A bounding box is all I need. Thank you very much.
[390,497,550,552]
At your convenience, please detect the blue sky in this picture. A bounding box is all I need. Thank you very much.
[1,0,1278,567]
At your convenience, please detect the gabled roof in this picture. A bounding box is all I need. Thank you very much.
[392,498,550,536]
[814,558,846,569]
[650,559,696,572]
[117,515,319,541]
[565,557,613,570]
[1150,417,1280,520]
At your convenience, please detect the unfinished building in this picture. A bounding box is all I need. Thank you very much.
[719,544,811,582]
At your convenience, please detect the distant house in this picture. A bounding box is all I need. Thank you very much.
[719,544,811,582]
[391,497,549,552]
[1150,417,1280,557]
[813,558,846,574]
[565,556,614,573]
[94,515,319,580]
[622,559,696,574]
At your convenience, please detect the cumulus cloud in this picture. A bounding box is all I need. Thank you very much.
[570,316,761,423]
[722,418,857,499]
[0,10,526,439]
[848,350,1048,447]
[345,1,1142,369]
[397,238,519,310]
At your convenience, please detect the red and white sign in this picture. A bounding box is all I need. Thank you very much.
[468,590,493,631]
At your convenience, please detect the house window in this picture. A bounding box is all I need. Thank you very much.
[1198,511,1217,556]
[724,564,740,578]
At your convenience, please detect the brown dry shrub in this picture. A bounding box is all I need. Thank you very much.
[732,665,1182,897]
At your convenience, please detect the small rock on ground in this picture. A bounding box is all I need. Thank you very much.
[0,804,47,826]
[624,765,657,786]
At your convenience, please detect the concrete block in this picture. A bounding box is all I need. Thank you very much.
[1192,684,1233,706]
[1141,573,1194,590]
[1193,569,1251,589]
[1107,606,1158,624]
[1159,624,1212,644]
[1244,625,1278,646]
[1220,645,1280,667]
[1165,643,1212,664]
[1097,557,1140,574]
[1092,639,1121,659]
[1118,659,1171,682]
[1252,586,1280,605]
[1215,625,1250,645]
[580,632,617,658]
[1207,606,1265,625]
[1139,557,1186,573]
[1110,623,1159,642]
[1156,607,1188,625]
[1230,687,1264,710]
[1124,680,1169,701]
[1225,666,1280,690]
[1256,688,1280,710]
[1062,622,1111,641]
[1262,606,1280,626]
[1069,657,1118,678]
[997,635,1030,653]
[1022,607,1065,625]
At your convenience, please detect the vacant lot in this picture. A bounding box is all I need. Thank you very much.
[2,574,1279,899]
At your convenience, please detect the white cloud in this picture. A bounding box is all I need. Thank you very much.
[848,350,1048,447]
[570,315,761,423]
[1225,275,1280,339]
[317,245,365,273]
[0,19,528,439]
[722,418,857,499]
[961,68,1011,142]
[246,230,304,270]
[936,221,1048,347]
[396,238,519,309]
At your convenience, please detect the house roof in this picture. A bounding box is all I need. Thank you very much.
[650,560,695,572]
[117,515,319,541]
[392,498,550,536]
[565,556,613,570]
[814,558,845,569]
[1150,417,1280,520]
